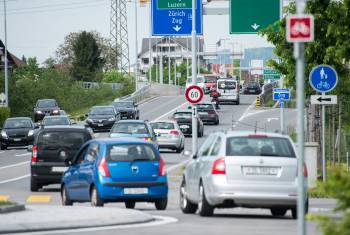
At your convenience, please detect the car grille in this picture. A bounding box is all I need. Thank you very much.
[9,134,26,138]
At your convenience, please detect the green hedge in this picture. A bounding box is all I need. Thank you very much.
[0,107,10,127]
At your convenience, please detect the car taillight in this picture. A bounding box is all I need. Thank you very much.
[31,146,37,163]
[98,158,110,177]
[159,157,165,176]
[304,163,308,177]
[212,158,225,175]
[170,130,180,135]
[144,137,152,141]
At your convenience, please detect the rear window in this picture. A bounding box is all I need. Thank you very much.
[150,122,175,130]
[187,77,205,83]
[111,123,150,134]
[37,131,90,151]
[226,136,295,158]
[204,76,217,83]
[218,81,236,89]
[4,119,32,129]
[173,112,191,119]
[107,144,158,162]
[37,100,57,108]
[196,104,214,110]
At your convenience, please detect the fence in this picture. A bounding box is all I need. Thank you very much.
[81,82,123,91]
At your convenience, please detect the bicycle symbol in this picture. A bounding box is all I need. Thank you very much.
[316,81,330,89]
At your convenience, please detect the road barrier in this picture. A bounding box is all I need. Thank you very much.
[255,96,261,108]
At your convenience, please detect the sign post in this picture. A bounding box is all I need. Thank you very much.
[273,88,291,133]
[191,0,198,157]
[309,65,338,183]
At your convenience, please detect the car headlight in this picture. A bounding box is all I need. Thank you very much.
[53,110,59,114]
[1,130,7,138]
[108,117,116,122]
[36,110,43,114]
[86,118,93,123]
[28,130,34,136]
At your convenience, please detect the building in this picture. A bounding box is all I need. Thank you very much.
[0,40,25,70]
[138,37,204,74]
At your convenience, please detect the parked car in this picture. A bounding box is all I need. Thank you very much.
[112,100,139,120]
[150,120,185,153]
[216,79,240,105]
[186,75,206,92]
[109,120,158,146]
[41,115,71,126]
[180,131,308,218]
[85,106,120,132]
[203,75,219,94]
[171,110,204,137]
[30,126,93,191]
[0,117,38,150]
[61,138,168,209]
[244,81,262,95]
[196,103,219,125]
[33,99,60,122]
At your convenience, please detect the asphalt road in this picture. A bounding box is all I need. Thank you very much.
[0,94,333,235]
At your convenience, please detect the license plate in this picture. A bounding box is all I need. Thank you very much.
[180,125,190,129]
[98,124,104,127]
[52,167,68,173]
[244,166,279,176]
[124,188,148,195]
[13,138,21,142]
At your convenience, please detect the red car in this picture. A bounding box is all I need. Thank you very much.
[203,75,219,94]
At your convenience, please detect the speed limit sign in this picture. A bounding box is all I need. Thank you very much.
[185,85,204,104]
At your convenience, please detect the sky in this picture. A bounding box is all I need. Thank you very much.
[0,0,277,65]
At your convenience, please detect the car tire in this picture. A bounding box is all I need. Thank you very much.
[61,185,73,206]
[125,201,136,209]
[0,144,7,150]
[90,186,104,207]
[30,177,40,192]
[291,197,309,219]
[155,198,168,210]
[270,208,287,217]
[198,183,214,217]
[215,119,219,125]
[180,178,198,214]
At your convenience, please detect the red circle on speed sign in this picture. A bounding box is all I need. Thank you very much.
[185,85,204,104]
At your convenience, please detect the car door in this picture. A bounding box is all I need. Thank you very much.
[77,142,99,201]
[66,145,88,200]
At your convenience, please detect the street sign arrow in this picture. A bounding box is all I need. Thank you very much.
[251,23,260,30]
[311,95,337,105]
[317,97,331,102]
[173,25,182,32]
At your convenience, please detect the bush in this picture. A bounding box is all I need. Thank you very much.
[0,107,10,127]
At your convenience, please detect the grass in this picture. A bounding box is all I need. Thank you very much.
[0,201,14,206]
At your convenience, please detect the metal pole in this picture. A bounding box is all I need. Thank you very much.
[191,0,198,155]
[280,76,284,133]
[332,105,335,165]
[155,42,158,83]
[187,37,189,78]
[134,0,139,91]
[3,0,9,107]
[174,59,177,86]
[322,92,326,182]
[197,37,200,74]
[149,37,152,84]
[347,152,349,173]
[168,37,171,85]
[338,101,342,167]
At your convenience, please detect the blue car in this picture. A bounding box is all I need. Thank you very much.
[61,138,168,210]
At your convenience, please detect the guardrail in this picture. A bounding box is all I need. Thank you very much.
[116,84,151,104]
[81,82,123,91]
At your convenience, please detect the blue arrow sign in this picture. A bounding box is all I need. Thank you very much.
[273,88,290,101]
[309,65,338,93]
[151,0,203,36]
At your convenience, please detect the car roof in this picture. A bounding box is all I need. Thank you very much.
[116,120,148,124]
[92,105,115,109]
[150,120,177,124]
[113,100,133,103]
[37,99,56,102]
[174,109,192,113]
[41,125,88,131]
[222,131,290,139]
[6,117,32,121]
[91,137,154,145]
[43,115,69,119]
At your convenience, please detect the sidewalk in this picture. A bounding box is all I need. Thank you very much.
[0,205,154,234]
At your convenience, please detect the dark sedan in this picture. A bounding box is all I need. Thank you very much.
[0,117,38,150]
[41,116,71,127]
[112,101,139,120]
[244,82,262,95]
[171,110,204,137]
[33,99,60,122]
[196,103,219,125]
[85,106,120,132]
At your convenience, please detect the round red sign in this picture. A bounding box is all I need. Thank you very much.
[185,85,204,104]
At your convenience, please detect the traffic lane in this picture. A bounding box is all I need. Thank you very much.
[0,148,31,167]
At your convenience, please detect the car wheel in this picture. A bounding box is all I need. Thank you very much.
[291,197,309,219]
[176,143,183,153]
[90,186,104,207]
[0,144,7,150]
[270,208,287,217]
[180,178,198,214]
[215,119,219,125]
[198,183,214,217]
[155,198,168,210]
[61,185,73,206]
[125,201,136,209]
[30,177,40,192]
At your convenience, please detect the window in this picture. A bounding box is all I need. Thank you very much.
[150,122,175,130]
[85,143,99,162]
[142,58,149,64]
[111,123,149,135]
[198,135,216,157]
[74,146,88,164]
[107,144,158,162]
[210,136,222,156]
[38,131,90,152]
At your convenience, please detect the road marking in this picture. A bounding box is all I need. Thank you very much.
[0,151,5,154]
[0,195,9,201]
[0,161,30,170]
[166,159,190,173]
[0,174,30,185]
[15,153,31,157]
[18,216,178,235]
[238,100,256,122]
[27,196,51,203]
[154,101,188,121]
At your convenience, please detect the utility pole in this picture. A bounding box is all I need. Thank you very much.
[134,0,139,90]
[191,0,198,155]
[338,102,342,166]
[3,0,9,107]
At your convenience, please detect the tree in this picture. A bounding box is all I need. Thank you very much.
[55,31,117,70]
[71,31,105,82]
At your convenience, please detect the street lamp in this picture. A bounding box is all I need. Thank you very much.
[3,0,8,108]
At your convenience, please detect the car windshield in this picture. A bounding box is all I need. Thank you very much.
[37,131,89,151]
[37,100,56,108]
[173,112,192,119]
[197,104,214,110]
[90,107,115,115]
[43,117,70,126]
[113,102,133,108]
[205,76,217,83]
[218,81,236,89]
[226,136,295,158]
[107,144,158,162]
[4,119,32,129]
[111,123,149,134]
[247,82,259,88]
[151,122,175,130]
[187,76,205,83]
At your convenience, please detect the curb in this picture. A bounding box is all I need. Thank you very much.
[0,204,25,214]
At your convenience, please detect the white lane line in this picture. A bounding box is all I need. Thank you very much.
[166,159,190,173]
[0,151,5,154]
[15,153,31,157]
[12,216,178,235]
[0,161,30,170]
[237,100,256,122]
[0,174,30,185]
[154,101,188,121]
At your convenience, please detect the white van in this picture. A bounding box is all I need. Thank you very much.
[217,79,240,105]
[186,75,205,92]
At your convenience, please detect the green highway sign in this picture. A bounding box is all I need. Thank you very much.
[157,0,192,9]
[230,0,280,34]
[264,69,281,80]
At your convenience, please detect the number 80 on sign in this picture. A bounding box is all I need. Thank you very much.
[185,85,204,104]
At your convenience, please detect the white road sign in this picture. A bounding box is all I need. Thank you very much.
[310,95,337,105]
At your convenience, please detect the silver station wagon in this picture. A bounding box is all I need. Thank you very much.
[180,131,308,218]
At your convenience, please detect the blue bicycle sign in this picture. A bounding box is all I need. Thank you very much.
[309,65,338,93]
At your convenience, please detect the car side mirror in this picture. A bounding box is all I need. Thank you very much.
[85,114,88,117]
[27,145,33,152]
[70,120,77,125]
[65,158,73,166]
[34,124,40,129]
